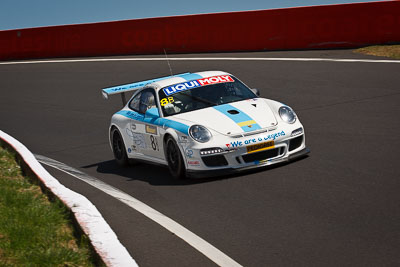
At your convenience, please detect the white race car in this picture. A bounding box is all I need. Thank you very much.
[102,71,309,178]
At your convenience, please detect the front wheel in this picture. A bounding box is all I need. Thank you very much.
[165,136,186,179]
[111,128,129,166]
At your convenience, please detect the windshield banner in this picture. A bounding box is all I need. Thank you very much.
[163,75,234,96]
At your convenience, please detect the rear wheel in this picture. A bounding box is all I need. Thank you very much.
[165,136,186,179]
[111,128,129,166]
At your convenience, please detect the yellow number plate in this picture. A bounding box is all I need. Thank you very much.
[246,141,275,153]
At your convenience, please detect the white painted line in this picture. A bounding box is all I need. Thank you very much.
[35,154,243,267]
[0,130,137,267]
[1,57,400,65]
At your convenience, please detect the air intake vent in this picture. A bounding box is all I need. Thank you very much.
[289,136,303,151]
[242,148,280,163]
[227,110,239,115]
[202,155,228,167]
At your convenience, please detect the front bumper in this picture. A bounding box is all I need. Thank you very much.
[186,146,310,178]
[288,147,311,161]
[184,127,309,178]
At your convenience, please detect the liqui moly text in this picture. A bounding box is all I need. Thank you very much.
[163,75,234,96]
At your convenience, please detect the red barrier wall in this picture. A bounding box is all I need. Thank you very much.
[0,1,399,60]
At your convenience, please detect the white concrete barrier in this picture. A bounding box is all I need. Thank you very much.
[0,130,138,267]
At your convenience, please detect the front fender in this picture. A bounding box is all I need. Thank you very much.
[163,127,192,169]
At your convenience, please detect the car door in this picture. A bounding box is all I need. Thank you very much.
[124,91,146,157]
[138,89,163,160]
[127,88,162,160]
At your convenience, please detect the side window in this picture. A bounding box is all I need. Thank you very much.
[129,92,141,112]
[139,89,156,114]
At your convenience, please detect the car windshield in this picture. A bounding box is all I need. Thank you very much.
[158,76,258,116]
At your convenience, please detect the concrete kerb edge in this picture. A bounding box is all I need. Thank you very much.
[0,130,138,267]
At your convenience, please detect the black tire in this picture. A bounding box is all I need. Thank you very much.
[165,136,186,179]
[111,128,129,166]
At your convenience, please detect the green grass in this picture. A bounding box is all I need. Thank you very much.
[0,146,96,266]
[354,44,400,59]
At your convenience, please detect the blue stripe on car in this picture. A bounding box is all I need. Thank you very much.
[116,110,190,135]
[213,104,262,132]
[179,73,203,81]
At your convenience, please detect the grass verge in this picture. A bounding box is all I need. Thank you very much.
[354,44,400,59]
[0,146,97,266]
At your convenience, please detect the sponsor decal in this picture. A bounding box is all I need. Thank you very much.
[131,123,136,130]
[145,125,157,135]
[128,148,132,153]
[225,130,286,148]
[254,159,270,165]
[131,145,137,151]
[262,130,286,141]
[246,141,274,153]
[179,136,189,143]
[164,81,200,96]
[126,129,146,149]
[224,143,238,151]
[120,110,144,121]
[187,160,201,166]
[186,149,194,158]
[197,75,234,86]
[107,82,148,93]
[163,75,234,96]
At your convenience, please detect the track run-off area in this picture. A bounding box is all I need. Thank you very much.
[1,50,399,266]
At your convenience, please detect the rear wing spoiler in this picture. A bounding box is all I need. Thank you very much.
[101,72,191,106]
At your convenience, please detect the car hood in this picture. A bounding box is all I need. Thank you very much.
[170,98,278,135]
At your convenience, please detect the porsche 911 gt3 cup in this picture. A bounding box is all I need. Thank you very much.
[102,71,309,178]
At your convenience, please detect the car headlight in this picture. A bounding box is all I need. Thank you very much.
[279,106,296,124]
[189,125,212,143]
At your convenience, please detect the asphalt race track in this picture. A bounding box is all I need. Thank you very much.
[1,50,399,266]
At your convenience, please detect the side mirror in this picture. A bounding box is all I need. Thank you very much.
[145,107,160,118]
[251,88,260,96]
